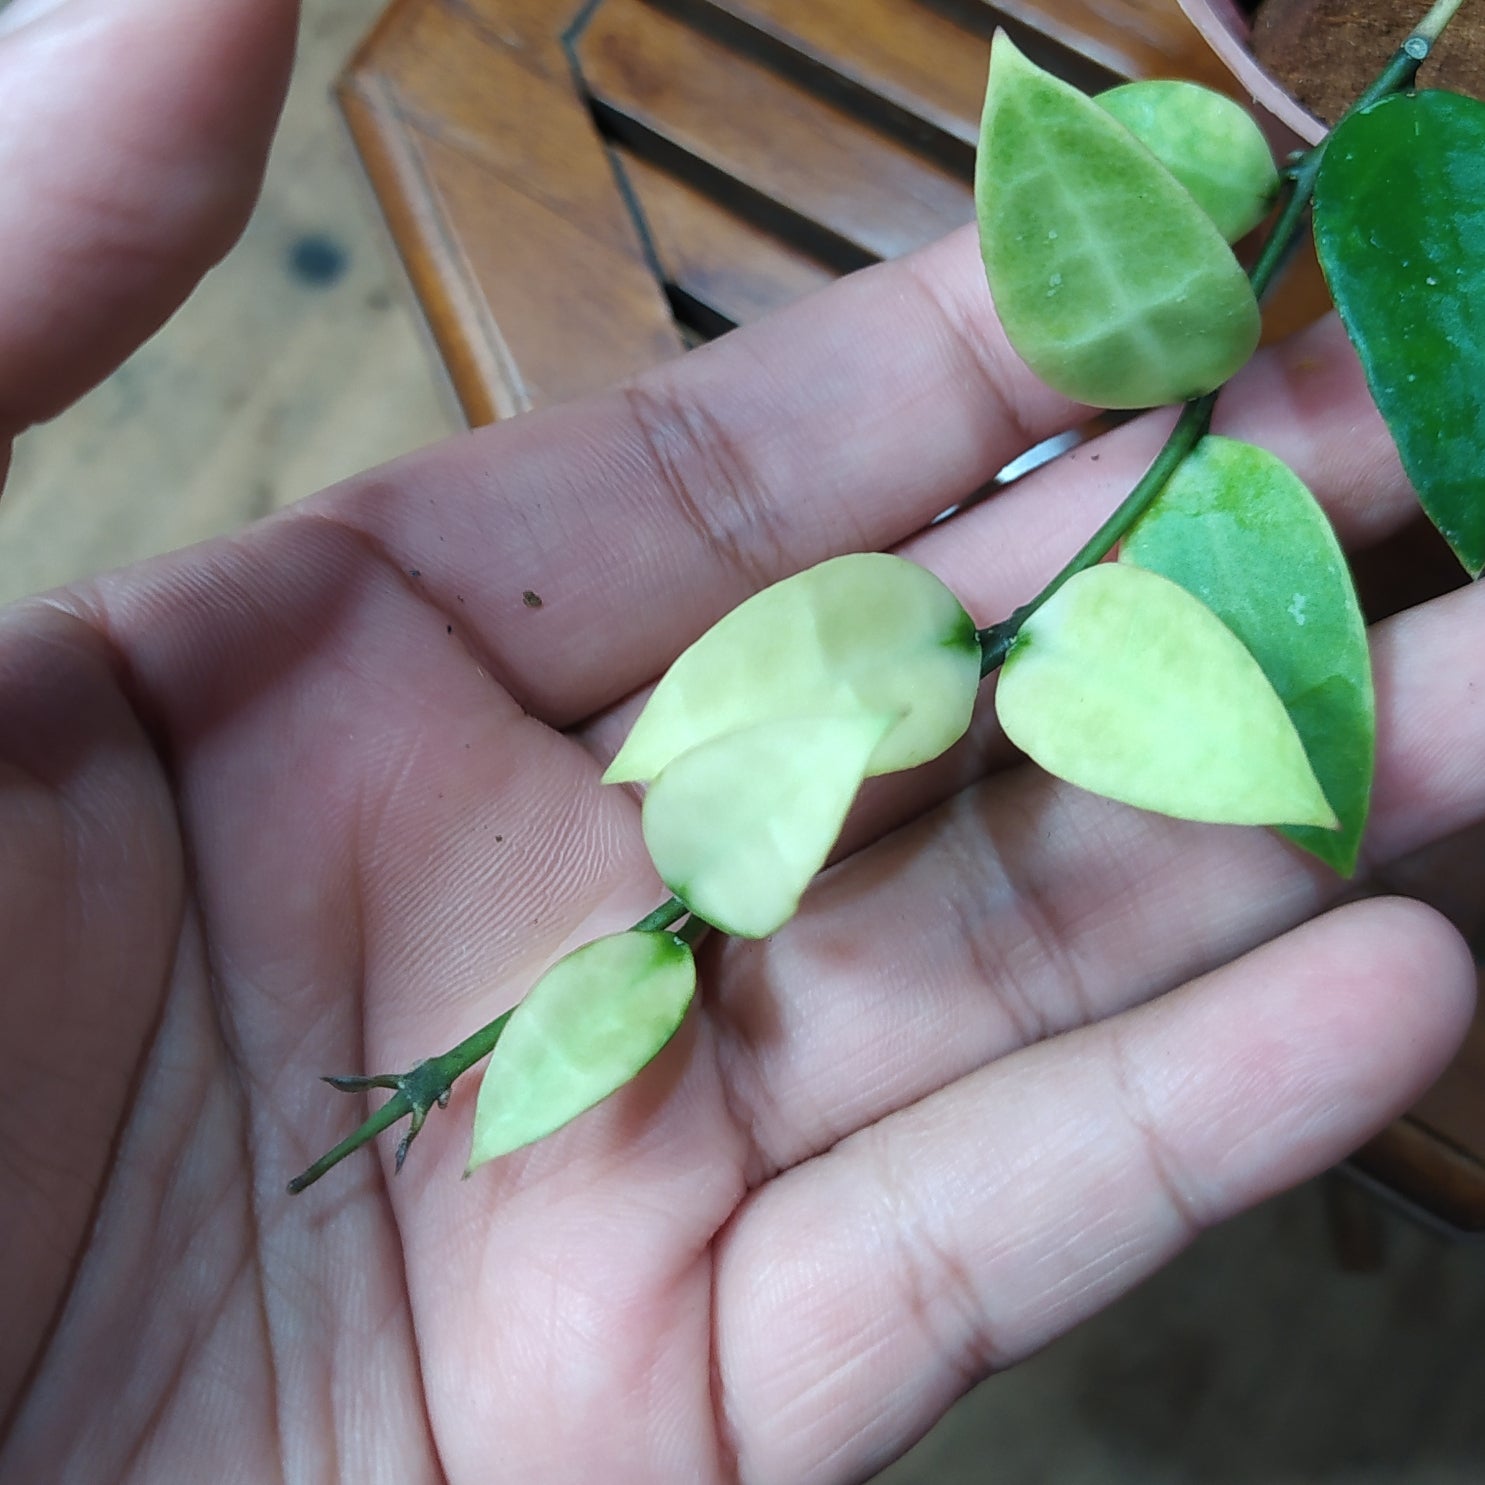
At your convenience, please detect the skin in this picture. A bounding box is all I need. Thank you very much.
[0,3,1479,1482]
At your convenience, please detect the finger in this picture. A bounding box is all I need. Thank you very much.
[0,602,183,1411]
[576,307,1421,871]
[576,309,1416,782]
[709,575,1485,1177]
[312,225,1084,725]
[913,308,1414,614]
[832,310,1447,856]
[317,219,1408,732]
[0,0,298,436]
[715,898,1475,1484]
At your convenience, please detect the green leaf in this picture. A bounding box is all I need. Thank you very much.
[1314,90,1485,577]
[995,564,1338,829]
[975,32,1260,409]
[642,712,891,939]
[467,930,696,1170]
[604,553,978,785]
[1095,81,1278,243]
[1122,437,1373,873]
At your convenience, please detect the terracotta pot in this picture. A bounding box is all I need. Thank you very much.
[1182,0,1485,144]
[1177,0,1327,145]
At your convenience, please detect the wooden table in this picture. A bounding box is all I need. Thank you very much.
[340,0,1485,1234]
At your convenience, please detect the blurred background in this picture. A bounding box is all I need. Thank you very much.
[3,0,1483,1478]
[0,0,455,604]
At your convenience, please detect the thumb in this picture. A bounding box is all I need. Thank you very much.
[0,0,299,444]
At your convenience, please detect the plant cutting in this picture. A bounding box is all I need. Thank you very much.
[288,0,1482,1196]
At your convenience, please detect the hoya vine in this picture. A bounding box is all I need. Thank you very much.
[289,0,1481,1195]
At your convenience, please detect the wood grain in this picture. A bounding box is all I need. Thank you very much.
[651,0,1005,164]
[615,147,835,330]
[974,0,1238,84]
[578,0,975,268]
[341,0,684,423]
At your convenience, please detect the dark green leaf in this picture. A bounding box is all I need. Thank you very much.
[1314,90,1485,577]
[1123,437,1373,873]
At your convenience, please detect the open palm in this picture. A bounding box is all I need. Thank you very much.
[0,4,1478,1483]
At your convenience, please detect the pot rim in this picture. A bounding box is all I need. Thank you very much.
[1177,0,1329,145]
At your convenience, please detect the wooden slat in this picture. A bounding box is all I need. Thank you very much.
[577,0,974,269]
[340,0,684,421]
[615,148,837,329]
[1413,992,1485,1164]
[973,0,1237,88]
[651,0,994,163]
[1353,1115,1485,1236]
[442,0,596,71]
[365,5,647,252]
[411,126,685,409]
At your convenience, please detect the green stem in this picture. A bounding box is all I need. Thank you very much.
[632,895,689,933]
[286,1009,514,1194]
[977,392,1216,673]
[1414,0,1468,45]
[287,898,688,1193]
[676,913,711,948]
[286,1090,413,1194]
[974,2,1460,676]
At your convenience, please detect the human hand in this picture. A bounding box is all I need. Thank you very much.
[1,4,1479,1482]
